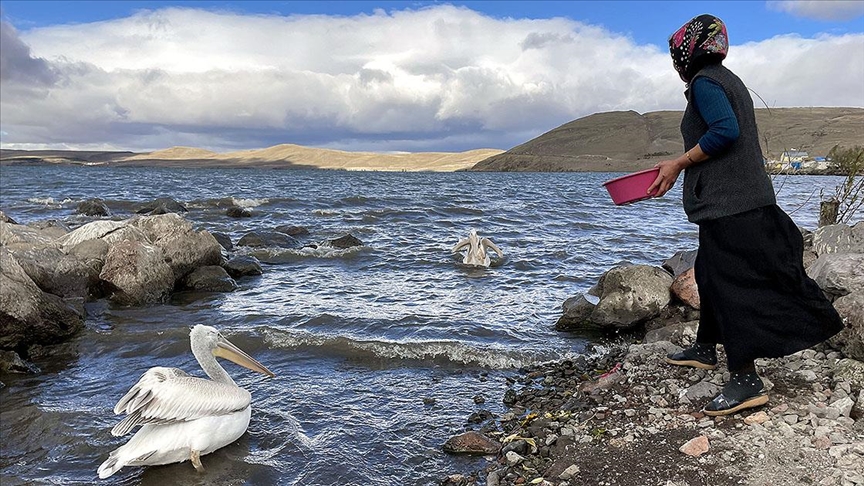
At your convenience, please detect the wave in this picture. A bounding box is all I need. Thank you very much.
[26,197,73,207]
[241,244,367,263]
[261,328,563,369]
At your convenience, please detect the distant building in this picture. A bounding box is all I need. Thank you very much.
[779,150,809,171]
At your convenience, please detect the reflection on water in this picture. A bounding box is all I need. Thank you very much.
[0,166,846,485]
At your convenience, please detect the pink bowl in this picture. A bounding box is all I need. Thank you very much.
[602,167,661,205]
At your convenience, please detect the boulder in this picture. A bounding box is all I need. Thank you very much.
[0,350,39,374]
[803,250,818,270]
[135,197,187,215]
[0,221,57,250]
[237,231,298,249]
[833,358,864,392]
[0,249,84,350]
[807,253,864,299]
[226,206,252,218]
[812,222,864,256]
[644,321,698,346]
[662,249,698,277]
[555,294,597,332]
[223,255,264,278]
[829,291,864,361]
[442,431,501,455]
[182,266,238,292]
[211,232,233,252]
[11,246,102,300]
[329,234,363,249]
[0,210,17,224]
[590,265,673,329]
[99,240,175,306]
[26,220,70,239]
[76,198,110,216]
[67,238,109,262]
[670,267,700,309]
[275,225,310,237]
[132,214,222,281]
[57,220,132,250]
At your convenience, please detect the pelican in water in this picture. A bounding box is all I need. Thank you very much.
[97,325,274,479]
[452,229,504,267]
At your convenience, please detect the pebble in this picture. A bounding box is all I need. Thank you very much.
[679,435,710,457]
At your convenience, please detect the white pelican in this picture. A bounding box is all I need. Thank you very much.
[97,325,274,479]
[452,229,504,267]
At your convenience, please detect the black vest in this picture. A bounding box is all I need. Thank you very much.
[680,64,776,223]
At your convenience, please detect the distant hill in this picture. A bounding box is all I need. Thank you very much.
[470,107,864,172]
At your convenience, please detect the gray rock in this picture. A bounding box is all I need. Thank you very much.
[442,431,501,455]
[223,255,263,278]
[663,249,698,277]
[590,265,673,329]
[57,220,131,250]
[807,253,864,299]
[555,294,597,332]
[76,198,110,216]
[329,234,363,249]
[211,232,233,252]
[135,197,187,215]
[0,210,17,224]
[644,321,698,346]
[226,206,252,218]
[26,219,70,239]
[812,222,864,256]
[0,249,84,350]
[11,246,102,300]
[132,214,222,281]
[275,225,310,237]
[237,231,298,249]
[0,221,57,249]
[0,350,39,374]
[833,358,864,392]
[682,381,722,403]
[99,240,175,306]
[830,291,864,360]
[182,266,237,292]
[68,238,109,262]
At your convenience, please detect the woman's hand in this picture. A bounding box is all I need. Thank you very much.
[647,158,686,197]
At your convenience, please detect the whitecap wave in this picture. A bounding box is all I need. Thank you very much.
[232,197,268,208]
[242,244,366,263]
[26,197,72,207]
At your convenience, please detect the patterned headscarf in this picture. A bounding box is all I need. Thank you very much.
[669,14,729,83]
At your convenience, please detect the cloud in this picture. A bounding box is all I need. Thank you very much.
[0,20,56,84]
[767,1,864,21]
[0,6,862,152]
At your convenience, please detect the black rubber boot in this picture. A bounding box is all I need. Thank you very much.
[664,342,717,370]
[703,371,768,416]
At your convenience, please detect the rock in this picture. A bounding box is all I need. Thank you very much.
[555,294,597,332]
[807,253,864,299]
[329,234,363,249]
[663,249,698,276]
[644,321,698,346]
[132,214,222,281]
[0,210,17,224]
[803,250,819,270]
[853,390,864,419]
[11,246,102,300]
[0,350,39,374]
[0,220,57,249]
[99,240,175,306]
[68,238,110,262]
[440,474,471,486]
[670,268,700,309]
[57,220,134,250]
[223,255,263,278]
[0,249,85,350]
[182,266,238,292]
[833,359,864,392]
[682,380,721,403]
[679,435,710,456]
[135,197,187,215]
[211,232,233,252]
[275,225,310,237]
[590,265,673,329]
[237,231,298,249]
[829,291,864,360]
[76,198,110,216]
[442,431,501,455]
[504,451,524,466]
[559,464,581,481]
[829,397,855,418]
[744,411,770,425]
[26,219,70,239]
[226,206,252,218]
[812,222,864,256]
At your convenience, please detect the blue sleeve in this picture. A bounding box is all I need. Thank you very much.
[691,77,739,156]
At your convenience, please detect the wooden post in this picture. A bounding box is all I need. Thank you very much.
[819,199,839,227]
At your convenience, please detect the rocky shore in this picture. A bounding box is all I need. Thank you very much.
[442,222,864,486]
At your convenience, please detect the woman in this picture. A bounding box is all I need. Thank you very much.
[646,14,844,416]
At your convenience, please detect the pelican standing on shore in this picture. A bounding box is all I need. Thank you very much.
[97,325,275,479]
[452,229,504,267]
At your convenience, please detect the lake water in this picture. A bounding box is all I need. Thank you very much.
[0,165,844,485]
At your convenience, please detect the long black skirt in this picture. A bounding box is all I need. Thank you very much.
[694,204,844,371]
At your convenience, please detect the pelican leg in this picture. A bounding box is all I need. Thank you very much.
[191,450,204,472]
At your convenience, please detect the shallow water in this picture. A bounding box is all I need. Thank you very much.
[0,165,843,485]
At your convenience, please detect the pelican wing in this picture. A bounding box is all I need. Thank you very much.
[480,238,504,258]
[110,366,252,436]
[452,238,471,253]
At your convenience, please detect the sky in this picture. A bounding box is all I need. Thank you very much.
[0,1,862,153]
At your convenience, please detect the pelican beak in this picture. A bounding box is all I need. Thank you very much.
[213,336,276,377]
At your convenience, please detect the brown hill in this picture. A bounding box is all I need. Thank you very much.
[470,107,864,172]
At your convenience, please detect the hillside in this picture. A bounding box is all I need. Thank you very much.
[470,107,864,172]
